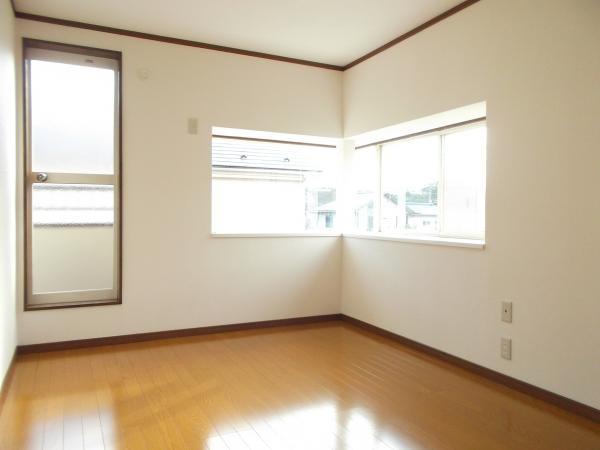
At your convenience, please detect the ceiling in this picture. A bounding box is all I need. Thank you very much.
[14,0,467,67]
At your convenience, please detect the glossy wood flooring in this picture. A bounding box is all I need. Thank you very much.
[1,322,598,450]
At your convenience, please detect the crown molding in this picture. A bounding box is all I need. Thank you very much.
[12,0,481,71]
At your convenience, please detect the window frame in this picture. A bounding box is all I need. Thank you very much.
[350,119,486,243]
[22,38,123,311]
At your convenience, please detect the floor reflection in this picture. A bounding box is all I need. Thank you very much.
[205,402,411,449]
[1,324,598,449]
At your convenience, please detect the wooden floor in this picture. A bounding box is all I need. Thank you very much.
[0,322,598,450]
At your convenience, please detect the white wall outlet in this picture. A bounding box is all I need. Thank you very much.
[501,301,513,323]
[501,338,512,360]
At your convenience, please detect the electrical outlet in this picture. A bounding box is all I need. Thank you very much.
[501,301,513,323]
[501,338,512,360]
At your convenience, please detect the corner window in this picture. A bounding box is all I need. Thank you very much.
[211,133,340,234]
[349,146,379,233]
[351,122,486,240]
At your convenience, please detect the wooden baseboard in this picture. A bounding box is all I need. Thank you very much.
[16,314,343,354]
[13,313,598,423]
[340,314,599,423]
[0,349,17,416]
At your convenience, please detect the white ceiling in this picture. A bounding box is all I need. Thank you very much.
[14,0,466,67]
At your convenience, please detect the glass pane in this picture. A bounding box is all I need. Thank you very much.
[442,126,486,237]
[381,136,440,234]
[211,138,338,233]
[30,59,115,174]
[350,146,378,232]
[31,184,114,295]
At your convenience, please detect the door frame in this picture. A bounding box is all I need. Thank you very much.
[22,38,123,311]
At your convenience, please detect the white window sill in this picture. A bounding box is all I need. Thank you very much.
[209,231,483,248]
[211,232,342,238]
[342,232,485,249]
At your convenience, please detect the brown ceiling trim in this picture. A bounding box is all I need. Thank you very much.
[13,0,480,72]
[13,11,344,71]
[343,0,482,70]
[9,0,17,15]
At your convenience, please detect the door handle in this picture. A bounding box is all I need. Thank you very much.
[35,173,48,182]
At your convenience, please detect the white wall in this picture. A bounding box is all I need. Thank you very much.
[16,19,343,345]
[12,0,599,411]
[342,0,600,409]
[0,1,17,386]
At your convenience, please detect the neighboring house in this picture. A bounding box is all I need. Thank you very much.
[32,183,114,227]
[355,194,438,232]
[313,200,336,229]
[405,203,438,231]
[212,138,337,231]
